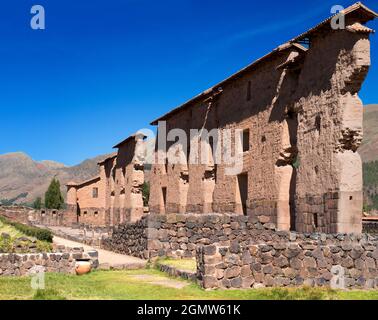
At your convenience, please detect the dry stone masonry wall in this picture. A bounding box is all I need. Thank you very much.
[197,235,378,289]
[0,247,99,277]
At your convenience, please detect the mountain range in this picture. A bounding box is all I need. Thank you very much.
[0,152,110,205]
[0,105,377,206]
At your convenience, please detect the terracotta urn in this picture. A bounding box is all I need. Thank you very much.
[75,260,91,275]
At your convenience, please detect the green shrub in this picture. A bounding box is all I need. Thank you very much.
[0,216,53,242]
[0,236,13,253]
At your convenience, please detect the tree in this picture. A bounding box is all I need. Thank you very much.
[33,197,42,209]
[44,178,64,210]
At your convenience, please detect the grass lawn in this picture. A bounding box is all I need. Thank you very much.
[157,258,197,272]
[1,269,378,300]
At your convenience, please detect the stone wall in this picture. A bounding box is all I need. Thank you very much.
[0,247,99,277]
[101,217,148,259]
[101,212,378,289]
[0,206,32,224]
[362,219,378,235]
[101,213,376,260]
[101,213,281,259]
[197,234,378,289]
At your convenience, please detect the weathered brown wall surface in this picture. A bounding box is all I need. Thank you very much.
[149,10,376,234]
[65,134,146,227]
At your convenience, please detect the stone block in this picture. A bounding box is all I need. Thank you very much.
[224,266,241,279]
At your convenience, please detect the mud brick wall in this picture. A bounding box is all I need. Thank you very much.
[197,234,378,290]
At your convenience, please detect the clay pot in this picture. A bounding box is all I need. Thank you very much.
[75,260,91,275]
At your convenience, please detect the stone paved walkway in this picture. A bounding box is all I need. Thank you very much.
[53,236,147,270]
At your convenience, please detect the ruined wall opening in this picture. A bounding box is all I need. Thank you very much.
[76,203,81,224]
[162,187,167,212]
[237,173,248,215]
[313,212,319,229]
[242,129,250,152]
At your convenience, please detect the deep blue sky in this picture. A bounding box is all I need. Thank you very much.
[1,0,377,165]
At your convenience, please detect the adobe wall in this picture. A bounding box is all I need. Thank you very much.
[112,137,145,225]
[149,24,372,235]
[150,47,304,220]
[292,27,370,234]
[99,156,116,226]
[65,135,146,228]
[67,177,107,227]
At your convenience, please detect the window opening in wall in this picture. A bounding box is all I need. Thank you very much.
[84,211,88,215]
[349,196,353,200]
[209,136,214,157]
[297,37,311,49]
[76,204,81,223]
[94,211,98,216]
[93,187,98,198]
[247,81,252,101]
[162,187,167,211]
[242,129,250,152]
[237,173,248,215]
[315,114,321,133]
[165,158,169,175]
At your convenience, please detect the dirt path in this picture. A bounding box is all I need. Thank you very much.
[53,236,147,270]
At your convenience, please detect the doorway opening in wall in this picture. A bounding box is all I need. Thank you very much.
[288,110,298,231]
[237,173,248,215]
[162,187,167,212]
[242,129,250,152]
[289,168,297,231]
[76,203,81,224]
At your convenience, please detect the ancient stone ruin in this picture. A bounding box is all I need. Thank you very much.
[65,133,146,227]
[9,2,378,290]
[148,2,377,235]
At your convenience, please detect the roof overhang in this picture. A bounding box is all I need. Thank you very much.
[112,133,147,149]
[149,2,377,126]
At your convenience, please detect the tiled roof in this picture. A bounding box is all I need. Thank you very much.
[97,153,117,165]
[66,175,100,188]
[346,22,375,33]
[113,133,147,149]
